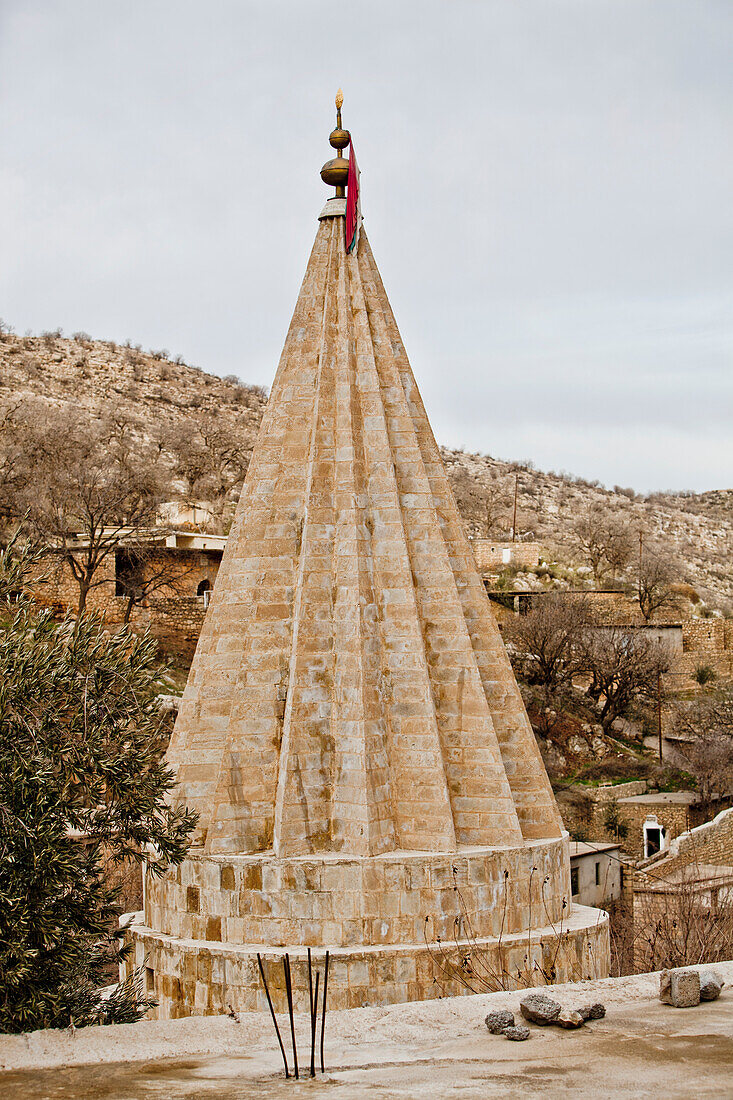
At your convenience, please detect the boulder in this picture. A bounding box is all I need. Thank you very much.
[556,1009,584,1029]
[660,968,700,1008]
[503,1025,530,1041]
[699,969,725,1002]
[485,1009,515,1034]
[520,993,562,1025]
[576,1002,606,1021]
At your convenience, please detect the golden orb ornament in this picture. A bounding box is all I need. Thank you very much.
[321,89,350,195]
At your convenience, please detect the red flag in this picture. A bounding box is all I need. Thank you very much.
[345,141,361,254]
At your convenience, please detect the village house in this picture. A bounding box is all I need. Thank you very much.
[569,840,622,908]
[628,806,733,970]
[32,527,226,661]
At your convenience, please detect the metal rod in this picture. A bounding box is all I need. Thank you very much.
[256,953,289,1078]
[307,946,314,1020]
[283,953,299,1079]
[512,473,518,542]
[657,670,663,761]
[310,971,320,1077]
[320,950,330,1074]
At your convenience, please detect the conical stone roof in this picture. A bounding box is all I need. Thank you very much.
[167,197,563,858]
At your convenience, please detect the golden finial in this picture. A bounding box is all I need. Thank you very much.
[320,90,350,195]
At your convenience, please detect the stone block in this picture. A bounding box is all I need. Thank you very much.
[660,968,701,1008]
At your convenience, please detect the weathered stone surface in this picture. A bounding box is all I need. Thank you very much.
[503,1025,530,1041]
[520,993,562,1025]
[577,1002,606,1021]
[556,1008,585,1029]
[485,1010,514,1034]
[661,968,700,1007]
[699,969,725,1001]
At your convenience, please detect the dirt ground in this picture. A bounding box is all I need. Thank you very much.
[2,965,733,1099]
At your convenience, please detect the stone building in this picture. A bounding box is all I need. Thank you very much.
[32,530,225,660]
[557,780,717,860]
[470,539,544,574]
[628,806,733,970]
[123,100,609,1018]
[569,841,622,908]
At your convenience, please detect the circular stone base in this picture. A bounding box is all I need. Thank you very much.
[123,905,609,1019]
[144,838,571,950]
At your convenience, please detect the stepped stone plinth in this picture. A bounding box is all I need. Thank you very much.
[124,102,609,1017]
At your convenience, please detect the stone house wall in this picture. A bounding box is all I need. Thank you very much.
[471,540,544,573]
[639,806,733,881]
[677,619,733,682]
[557,782,707,860]
[30,547,219,660]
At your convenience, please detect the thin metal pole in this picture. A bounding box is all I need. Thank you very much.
[657,670,662,759]
[512,474,518,542]
[310,971,320,1077]
[307,946,314,1020]
[256,953,289,1078]
[320,950,330,1074]
[283,953,299,1079]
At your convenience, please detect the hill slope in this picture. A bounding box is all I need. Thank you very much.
[1,330,731,608]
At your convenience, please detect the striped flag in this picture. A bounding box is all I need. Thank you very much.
[345,141,361,254]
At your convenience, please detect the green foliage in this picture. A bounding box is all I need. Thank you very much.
[693,663,717,686]
[0,538,196,1033]
[602,800,628,841]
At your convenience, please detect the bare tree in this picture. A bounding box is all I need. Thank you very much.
[505,594,588,734]
[637,546,676,621]
[114,544,199,625]
[674,687,733,813]
[0,402,29,536]
[482,479,513,538]
[630,875,733,974]
[581,626,671,733]
[12,404,171,614]
[570,505,634,585]
[161,413,250,529]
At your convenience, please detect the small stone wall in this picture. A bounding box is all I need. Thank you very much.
[558,782,647,843]
[678,619,733,682]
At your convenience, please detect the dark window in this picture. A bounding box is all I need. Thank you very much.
[595,861,600,886]
[570,866,579,897]
[115,549,144,598]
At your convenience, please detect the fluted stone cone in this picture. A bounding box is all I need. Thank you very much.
[167,200,563,859]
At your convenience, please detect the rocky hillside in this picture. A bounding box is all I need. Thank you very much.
[1,329,731,609]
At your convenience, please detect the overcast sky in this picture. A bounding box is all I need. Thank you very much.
[1,1,731,492]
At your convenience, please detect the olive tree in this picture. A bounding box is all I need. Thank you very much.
[0,540,196,1033]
